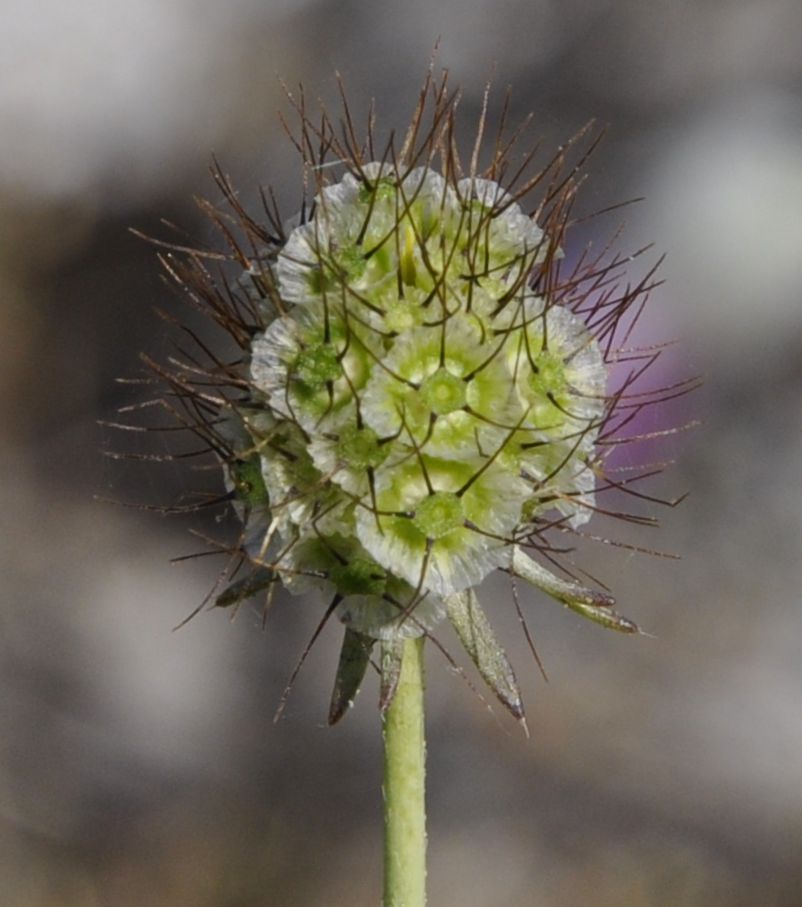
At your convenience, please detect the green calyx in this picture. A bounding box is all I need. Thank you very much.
[307,266,335,295]
[469,197,494,217]
[295,342,341,388]
[358,176,396,204]
[335,244,367,281]
[528,349,567,399]
[230,456,269,507]
[384,301,422,333]
[306,244,366,293]
[419,369,467,415]
[412,491,465,539]
[335,425,388,469]
[330,554,387,596]
[399,224,418,287]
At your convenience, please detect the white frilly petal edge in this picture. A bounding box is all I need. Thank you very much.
[250,318,297,410]
[354,508,512,599]
[457,177,517,212]
[307,424,369,497]
[274,222,327,305]
[554,461,597,529]
[336,591,446,640]
[545,305,607,407]
[425,539,510,598]
[457,177,544,254]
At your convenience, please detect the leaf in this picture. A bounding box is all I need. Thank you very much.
[215,568,276,608]
[511,547,639,634]
[328,628,375,725]
[446,589,525,721]
[378,637,404,715]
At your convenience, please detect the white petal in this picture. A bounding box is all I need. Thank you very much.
[275,222,326,305]
[336,591,446,640]
[250,318,297,416]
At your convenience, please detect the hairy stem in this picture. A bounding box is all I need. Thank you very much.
[383,636,427,907]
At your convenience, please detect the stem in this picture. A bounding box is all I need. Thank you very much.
[383,636,427,907]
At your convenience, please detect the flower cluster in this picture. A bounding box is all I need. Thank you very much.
[131,74,681,723]
[247,162,606,632]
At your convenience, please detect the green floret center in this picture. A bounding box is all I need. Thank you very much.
[358,176,396,204]
[295,342,340,388]
[335,244,367,280]
[336,425,388,469]
[419,369,467,415]
[528,349,567,398]
[412,491,465,539]
[329,555,387,596]
[384,301,420,333]
[307,266,335,295]
[305,244,367,296]
[469,197,494,216]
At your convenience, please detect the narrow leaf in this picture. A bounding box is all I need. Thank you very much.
[511,547,639,634]
[328,628,375,725]
[446,589,525,721]
[215,568,276,608]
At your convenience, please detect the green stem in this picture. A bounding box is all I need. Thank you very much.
[383,636,427,907]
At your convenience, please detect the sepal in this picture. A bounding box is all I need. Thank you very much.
[446,589,525,721]
[328,628,375,725]
[511,547,639,634]
[215,568,276,609]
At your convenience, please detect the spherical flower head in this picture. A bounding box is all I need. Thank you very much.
[136,73,684,722]
[246,157,608,638]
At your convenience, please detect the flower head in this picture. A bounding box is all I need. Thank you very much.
[128,72,686,724]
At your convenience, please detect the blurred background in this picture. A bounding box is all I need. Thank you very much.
[2,1,801,904]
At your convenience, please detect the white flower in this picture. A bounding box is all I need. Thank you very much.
[244,163,607,635]
[141,78,674,724]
